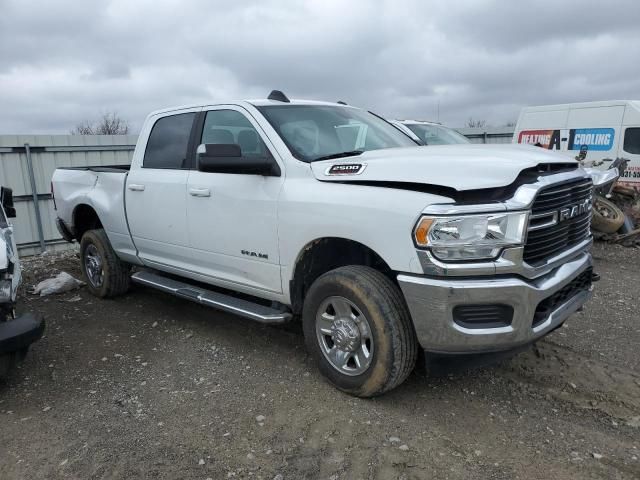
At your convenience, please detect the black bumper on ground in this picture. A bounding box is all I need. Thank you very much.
[0,313,45,354]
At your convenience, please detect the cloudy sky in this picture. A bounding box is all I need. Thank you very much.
[1,0,639,134]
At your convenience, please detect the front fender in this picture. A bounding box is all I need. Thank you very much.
[278,178,453,301]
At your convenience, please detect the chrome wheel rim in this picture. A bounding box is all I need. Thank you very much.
[84,244,104,288]
[316,296,374,376]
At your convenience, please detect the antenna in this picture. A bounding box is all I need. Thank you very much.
[337,100,347,105]
[267,90,290,103]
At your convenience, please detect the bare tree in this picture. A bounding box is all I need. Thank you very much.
[466,117,487,129]
[504,120,516,127]
[71,112,130,135]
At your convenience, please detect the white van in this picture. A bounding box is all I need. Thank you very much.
[514,100,640,186]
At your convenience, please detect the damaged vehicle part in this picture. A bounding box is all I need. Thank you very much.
[584,158,635,236]
[0,186,45,380]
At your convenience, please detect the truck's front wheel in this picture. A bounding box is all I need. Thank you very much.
[302,266,418,397]
[80,229,130,298]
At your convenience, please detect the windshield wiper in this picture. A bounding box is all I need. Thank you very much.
[312,150,364,162]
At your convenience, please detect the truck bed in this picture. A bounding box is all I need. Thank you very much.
[52,165,135,260]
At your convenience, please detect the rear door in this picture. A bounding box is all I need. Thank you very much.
[620,103,640,186]
[126,109,199,268]
[185,106,284,294]
[621,126,640,184]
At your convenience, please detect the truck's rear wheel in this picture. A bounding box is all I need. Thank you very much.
[80,229,130,298]
[302,266,418,397]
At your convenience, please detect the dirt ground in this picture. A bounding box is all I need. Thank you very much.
[1,243,639,480]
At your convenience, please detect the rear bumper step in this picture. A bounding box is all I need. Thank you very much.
[131,271,292,324]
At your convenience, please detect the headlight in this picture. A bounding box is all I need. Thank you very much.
[414,212,528,261]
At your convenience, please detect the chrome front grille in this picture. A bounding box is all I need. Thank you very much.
[524,178,593,266]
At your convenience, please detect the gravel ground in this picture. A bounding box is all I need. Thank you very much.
[0,243,639,479]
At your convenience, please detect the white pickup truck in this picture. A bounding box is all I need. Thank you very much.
[52,91,617,397]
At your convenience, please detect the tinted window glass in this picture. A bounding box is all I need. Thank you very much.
[257,105,415,162]
[143,113,196,169]
[201,110,271,158]
[623,128,640,154]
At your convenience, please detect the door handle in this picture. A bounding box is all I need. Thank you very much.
[128,184,146,191]
[189,187,211,197]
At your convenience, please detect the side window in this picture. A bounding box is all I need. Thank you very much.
[143,113,196,169]
[623,128,640,154]
[201,110,272,158]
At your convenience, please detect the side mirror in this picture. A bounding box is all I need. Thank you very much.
[1,187,16,218]
[196,144,279,176]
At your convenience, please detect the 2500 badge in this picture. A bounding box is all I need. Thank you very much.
[326,163,366,175]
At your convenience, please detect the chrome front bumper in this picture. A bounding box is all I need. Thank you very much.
[398,252,593,354]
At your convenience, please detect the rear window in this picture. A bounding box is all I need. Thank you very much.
[143,113,196,169]
[623,128,640,154]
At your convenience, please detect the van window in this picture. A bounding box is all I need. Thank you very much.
[143,113,196,169]
[623,128,640,155]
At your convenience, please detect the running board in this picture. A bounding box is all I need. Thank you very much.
[131,271,292,324]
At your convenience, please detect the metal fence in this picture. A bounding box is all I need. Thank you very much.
[0,135,136,256]
[455,127,515,144]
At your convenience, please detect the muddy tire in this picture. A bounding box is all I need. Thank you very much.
[591,196,625,234]
[302,266,418,397]
[80,229,130,298]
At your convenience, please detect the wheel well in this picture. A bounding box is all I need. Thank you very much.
[289,238,394,315]
[73,204,102,240]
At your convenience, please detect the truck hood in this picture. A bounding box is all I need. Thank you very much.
[310,144,578,191]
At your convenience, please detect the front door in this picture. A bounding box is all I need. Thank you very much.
[185,107,284,294]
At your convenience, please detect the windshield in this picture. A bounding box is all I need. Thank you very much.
[405,123,470,145]
[257,105,416,162]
